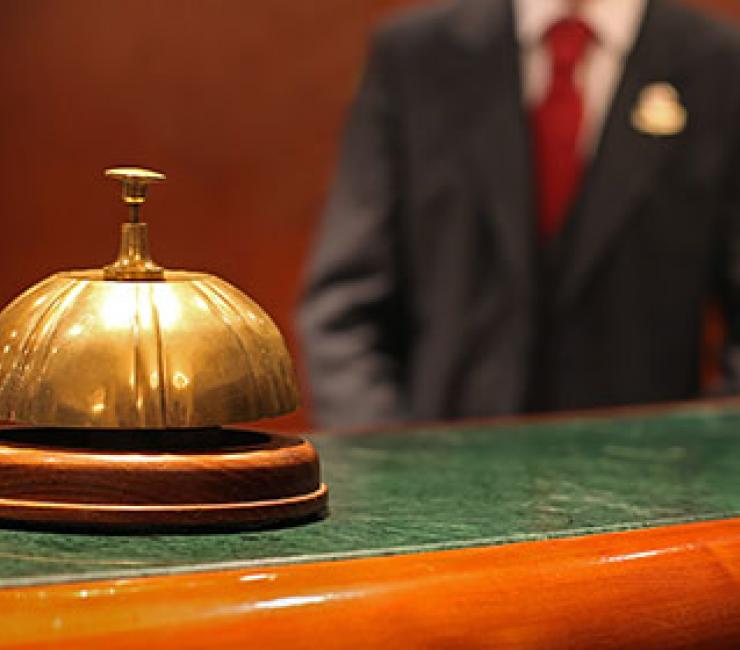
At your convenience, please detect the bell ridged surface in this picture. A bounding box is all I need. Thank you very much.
[0,271,298,428]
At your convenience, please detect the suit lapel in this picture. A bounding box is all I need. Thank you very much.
[448,0,536,297]
[557,0,685,308]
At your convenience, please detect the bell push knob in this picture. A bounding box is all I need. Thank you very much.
[105,167,166,217]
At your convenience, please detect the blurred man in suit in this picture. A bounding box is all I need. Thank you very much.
[299,0,740,427]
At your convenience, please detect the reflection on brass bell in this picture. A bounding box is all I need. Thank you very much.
[0,168,326,530]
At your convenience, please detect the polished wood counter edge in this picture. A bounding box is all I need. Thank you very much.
[2,518,740,649]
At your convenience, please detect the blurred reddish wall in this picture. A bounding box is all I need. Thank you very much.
[0,0,737,431]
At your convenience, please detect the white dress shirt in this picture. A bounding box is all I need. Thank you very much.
[514,0,648,154]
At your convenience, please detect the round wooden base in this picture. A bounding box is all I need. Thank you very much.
[0,426,328,531]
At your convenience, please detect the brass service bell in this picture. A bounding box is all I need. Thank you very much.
[0,168,326,531]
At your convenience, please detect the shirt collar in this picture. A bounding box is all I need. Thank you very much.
[514,0,648,54]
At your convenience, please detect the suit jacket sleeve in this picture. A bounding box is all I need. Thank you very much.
[298,32,409,428]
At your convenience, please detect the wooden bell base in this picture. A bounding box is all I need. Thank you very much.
[0,426,328,532]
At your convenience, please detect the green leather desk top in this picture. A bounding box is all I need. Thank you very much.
[1,404,739,589]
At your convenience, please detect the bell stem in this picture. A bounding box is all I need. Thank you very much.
[104,222,164,280]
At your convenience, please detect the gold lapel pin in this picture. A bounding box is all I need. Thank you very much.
[631,82,687,137]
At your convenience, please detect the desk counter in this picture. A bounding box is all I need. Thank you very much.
[2,403,740,648]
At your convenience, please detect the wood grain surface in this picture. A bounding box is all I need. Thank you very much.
[0,427,327,530]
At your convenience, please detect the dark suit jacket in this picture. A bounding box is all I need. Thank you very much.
[299,0,740,427]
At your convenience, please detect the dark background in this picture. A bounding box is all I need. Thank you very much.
[0,0,737,430]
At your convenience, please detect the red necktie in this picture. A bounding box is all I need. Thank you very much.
[531,18,593,240]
